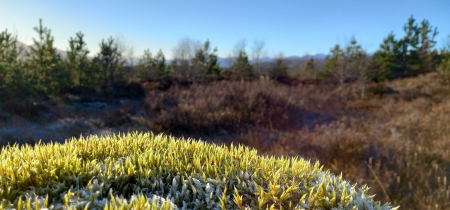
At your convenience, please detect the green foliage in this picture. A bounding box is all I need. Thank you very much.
[371,16,440,81]
[154,49,167,77]
[0,29,22,64]
[417,19,439,73]
[0,132,396,210]
[93,36,125,87]
[136,49,168,81]
[269,58,289,79]
[0,29,24,92]
[192,40,221,75]
[304,58,317,79]
[322,55,335,79]
[0,16,446,101]
[437,51,450,73]
[25,19,69,94]
[372,32,398,81]
[232,51,252,75]
[66,32,92,88]
[380,16,440,78]
[437,35,450,74]
[323,44,344,80]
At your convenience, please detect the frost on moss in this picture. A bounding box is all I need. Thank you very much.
[0,132,398,210]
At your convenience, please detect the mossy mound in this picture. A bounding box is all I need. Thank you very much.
[0,132,397,210]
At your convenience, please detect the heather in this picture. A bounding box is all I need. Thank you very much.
[140,73,450,209]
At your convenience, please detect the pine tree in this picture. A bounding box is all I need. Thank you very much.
[154,49,167,77]
[372,32,399,81]
[376,16,439,78]
[136,49,167,81]
[437,49,450,74]
[94,37,125,87]
[67,32,90,87]
[324,44,345,88]
[206,51,221,75]
[270,57,289,79]
[26,19,67,93]
[0,29,22,64]
[397,16,420,75]
[204,40,221,75]
[232,50,252,75]
[0,29,24,91]
[192,40,221,75]
[437,35,450,74]
[417,19,439,73]
[305,58,317,79]
[323,55,335,79]
[136,49,154,81]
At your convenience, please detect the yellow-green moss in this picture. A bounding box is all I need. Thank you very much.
[0,132,397,210]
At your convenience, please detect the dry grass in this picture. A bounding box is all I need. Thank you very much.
[143,72,450,209]
[1,72,449,209]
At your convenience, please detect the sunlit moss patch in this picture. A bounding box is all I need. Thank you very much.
[0,132,397,209]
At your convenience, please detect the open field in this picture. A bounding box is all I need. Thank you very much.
[1,72,450,209]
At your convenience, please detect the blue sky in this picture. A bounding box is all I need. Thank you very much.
[1,0,449,59]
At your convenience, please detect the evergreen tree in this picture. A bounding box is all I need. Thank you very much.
[397,16,439,76]
[136,49,167,81]
[323,44,345,87]
[192,43,206,75]
[437,48,450,74]
[305,58,317,79]
[345,38,364,79]
[67,32,90,87]
[437,35,450,74]
[323,55,335,79]
[397,16,420,75]
[94,37,125,87]
[270,57,289,79]
[0,29,24,91]
[166,61,175,75]
[0,29,22,64]
[136,49,154,81]
[154,49,167,77]
[372,32,399,81]
[206,50,221,75]
[232,50,252,75]
[192,40,221,75]
[417,19,439,73]
[374,16,439,78]
[26,19,67,93]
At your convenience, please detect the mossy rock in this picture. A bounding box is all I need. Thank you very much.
[0,132,397,210]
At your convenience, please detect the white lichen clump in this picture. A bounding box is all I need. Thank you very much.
[0,132,398,210]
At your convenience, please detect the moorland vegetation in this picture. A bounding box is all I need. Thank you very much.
[1,15,450,209]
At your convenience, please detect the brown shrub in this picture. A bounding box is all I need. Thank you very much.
[144,80,339,135]
[142,72,450,209]
[103,108,131,127]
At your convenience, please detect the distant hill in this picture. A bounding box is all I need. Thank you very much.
[217,53,327,68]
[15,42,329,68]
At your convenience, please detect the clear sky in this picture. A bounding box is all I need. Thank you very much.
[1,0,449,59]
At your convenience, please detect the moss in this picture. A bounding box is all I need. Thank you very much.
[0,132,397,210]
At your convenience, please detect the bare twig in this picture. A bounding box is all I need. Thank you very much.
[366,161,391,202]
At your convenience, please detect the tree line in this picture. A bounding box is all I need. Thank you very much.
[0,16,449,97]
